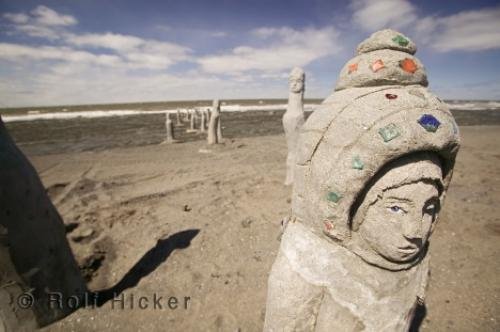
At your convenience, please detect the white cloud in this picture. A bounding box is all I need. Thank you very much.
[210,31,228,38]
[198,26,341,74]
[251,27,278,38]
[31,5,77,26]
[3,13,29,24]
[0,41,194,71]
[68,32,189,55]
[15,24,61,40]
[67,33,143,51]
[1,6,192,71]
[350,0,417,31]
[413,16,439,44]
[2,6,76,40]
[66,32,192,69]
[124,52,176,69]
[154,24,172,32]
[1,20,338,106]
[0,59,294,107]
[350,1,500,53]
[416,7,500,52]
[0,43,124,67]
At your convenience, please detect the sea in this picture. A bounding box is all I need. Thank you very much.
[1,99,500,123]
[1,99,499,156]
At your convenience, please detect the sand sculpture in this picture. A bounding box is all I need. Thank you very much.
[208,99,221,144]
[200,110,206,132]
[164,113,178,143]
[0,117,88,330]
[283,67,305,185]
[187,109,196,133]
[176,110,182,126]
[206,108,211,123]
[217,109,223,142]
[264,29,460,331]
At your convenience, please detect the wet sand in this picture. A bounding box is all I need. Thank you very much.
[5,111,499,331]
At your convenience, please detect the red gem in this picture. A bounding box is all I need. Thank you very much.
[324,221,333,231]
[385,93,398,99]
[400,58,418,73]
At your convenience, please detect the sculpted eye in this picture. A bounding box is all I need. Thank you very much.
[389,205,406,214]
[424,204,436,215]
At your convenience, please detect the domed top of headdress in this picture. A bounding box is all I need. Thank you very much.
[357,29,417,54]
[335,29,427,91]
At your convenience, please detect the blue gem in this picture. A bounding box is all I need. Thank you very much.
[418,114,441,132]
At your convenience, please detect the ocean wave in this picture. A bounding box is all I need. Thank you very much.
[1,104,319,123]
[446,100,500,111]
[2,100,499,123]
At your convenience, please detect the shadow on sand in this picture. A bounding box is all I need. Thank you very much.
[89,229,199,307]
[83,228,427,330]
[409,304,427,331]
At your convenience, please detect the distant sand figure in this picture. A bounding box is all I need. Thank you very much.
[208,99,221,144]
[164,113,179,143]
[200,110,206,132]
[0,116,87,331]
[283,67,305,185]
[187,109,196,133]
[217,109,223,142]
[176,110,182,126]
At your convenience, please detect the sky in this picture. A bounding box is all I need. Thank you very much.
[0,0,499,107]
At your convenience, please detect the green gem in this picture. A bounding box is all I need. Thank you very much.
[392,35,409,47]
[327,191,342,203]
[352,156,364,170]
[378,123,401,142]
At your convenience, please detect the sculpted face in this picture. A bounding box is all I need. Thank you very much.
[358,180,440,263]
[289,68,305,93]
[350,153,444,265]
[289,76,304,93]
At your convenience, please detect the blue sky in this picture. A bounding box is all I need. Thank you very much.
[1,0,499,107]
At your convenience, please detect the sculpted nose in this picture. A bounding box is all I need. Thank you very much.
[403,220,422,242]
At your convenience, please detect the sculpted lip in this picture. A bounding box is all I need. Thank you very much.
[397,244,419,253]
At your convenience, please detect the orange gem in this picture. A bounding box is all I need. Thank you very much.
[371,59,384,72]
[348,63,358,74]
[400,58,418,73]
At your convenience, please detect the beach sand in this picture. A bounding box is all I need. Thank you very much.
[8,117,499,331]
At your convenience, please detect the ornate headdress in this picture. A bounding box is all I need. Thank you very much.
[292,29,460,269]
